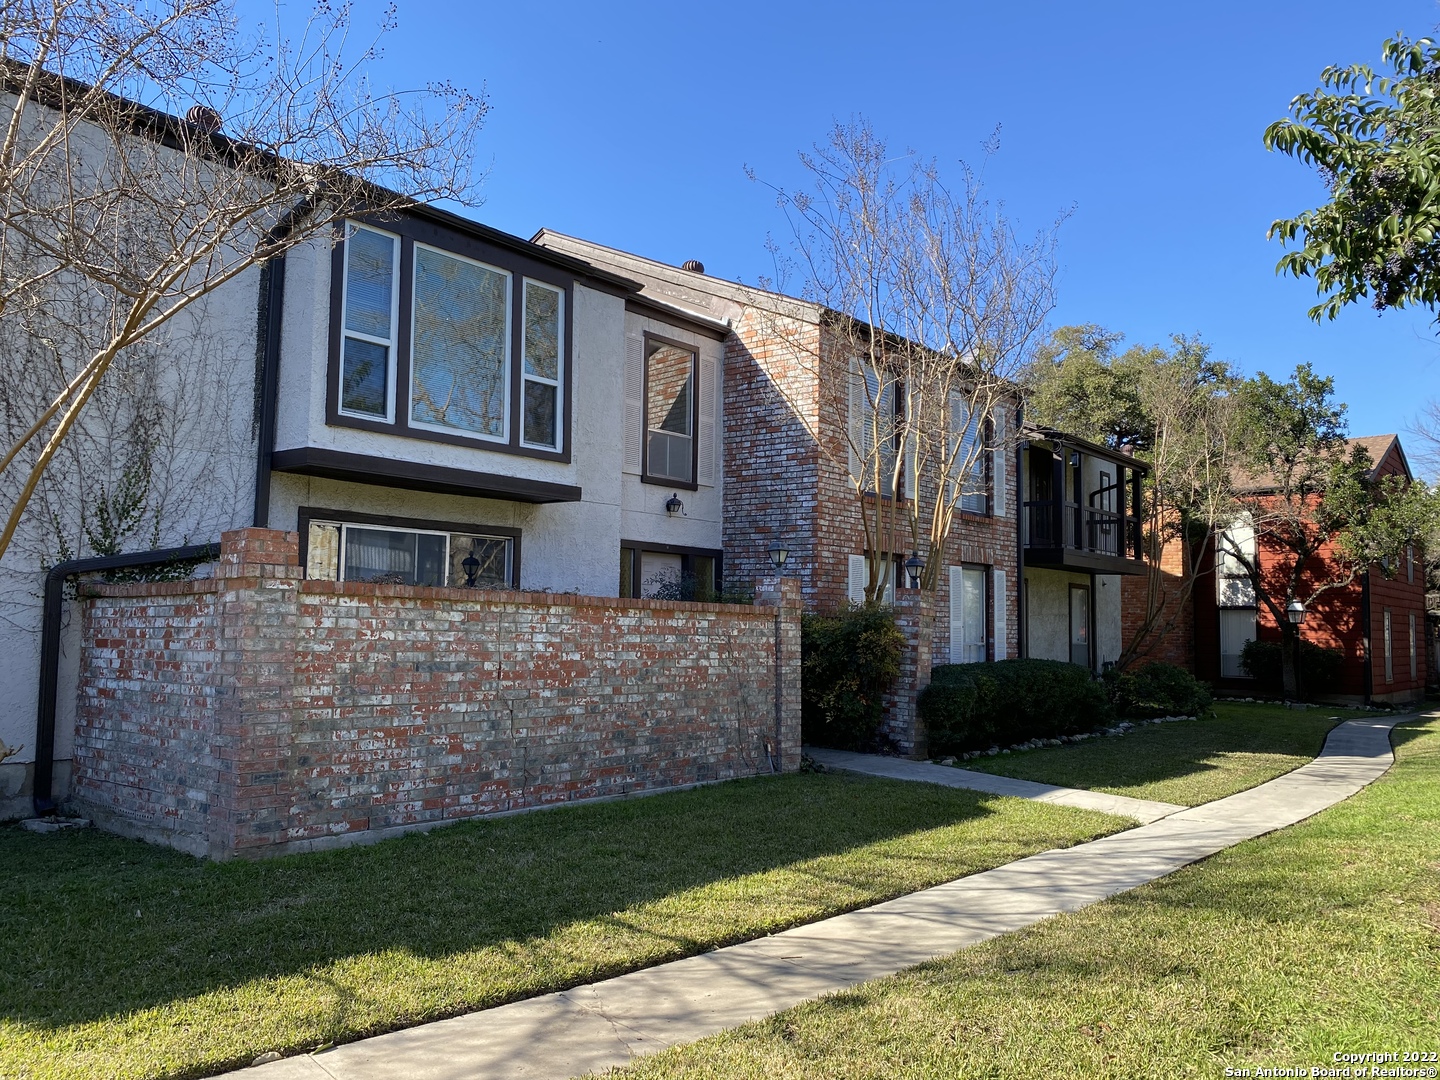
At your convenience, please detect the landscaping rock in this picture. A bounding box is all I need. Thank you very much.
[20,817,91,833]
[251,1052,282,1066]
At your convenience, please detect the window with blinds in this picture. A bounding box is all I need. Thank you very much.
[948,394,988,514]
[307,520,514,589]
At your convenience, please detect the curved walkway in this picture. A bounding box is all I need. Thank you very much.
[234,715,1410,1080]
[804,747,1187,822]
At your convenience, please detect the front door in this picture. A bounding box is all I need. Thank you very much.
[1069,584,1090,669]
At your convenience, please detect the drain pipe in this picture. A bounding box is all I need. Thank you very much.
[33,543,218,815]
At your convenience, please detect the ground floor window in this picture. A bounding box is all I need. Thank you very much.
[1218,607,1256,678]
[949,564,987,664]
[1411,611,1418,680]
[1069,584,1090,669]
[621,544,721,600]
[302,510,518,589]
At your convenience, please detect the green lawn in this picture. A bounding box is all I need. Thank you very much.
[959,701,1392,806]
[602,714,1440,1080]
[0,772,1125,1080]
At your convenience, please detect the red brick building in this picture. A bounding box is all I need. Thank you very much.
[1184,434,1426,704]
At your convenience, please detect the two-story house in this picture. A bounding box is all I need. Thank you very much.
[532,232,1150,681]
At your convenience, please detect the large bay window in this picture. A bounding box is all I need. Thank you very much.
[331,220,569,457]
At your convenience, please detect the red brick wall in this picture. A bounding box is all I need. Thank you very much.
[1119,534,1194,671]
[73,529,802,858]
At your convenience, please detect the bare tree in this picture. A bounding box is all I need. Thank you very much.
[0,0,487,562]
[755,120,1062,601]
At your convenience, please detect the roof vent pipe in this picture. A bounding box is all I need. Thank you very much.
[681,259,704,273]
[185,104,223,134]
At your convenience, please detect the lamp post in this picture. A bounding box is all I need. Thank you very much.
[905,551,923,589]
[1287,598,1307,701]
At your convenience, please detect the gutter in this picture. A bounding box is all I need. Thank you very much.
[1360,570,1373,706]
[1014,403,1027,660]
[32,543,218,815]
[252,253,285,528]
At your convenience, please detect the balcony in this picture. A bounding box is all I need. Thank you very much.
[1021,428,1147,576]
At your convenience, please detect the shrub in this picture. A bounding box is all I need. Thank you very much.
[801,605,904,750]
[1239,638,1345,696]
[1107,661,1212,719]
[919,658,1114,755]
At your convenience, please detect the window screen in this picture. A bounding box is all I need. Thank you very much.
[646,341,694,483]
[410,245,509,438]
[341,226,398,417]
[448,534,512,589]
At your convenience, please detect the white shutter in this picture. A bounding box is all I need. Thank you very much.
[847,554,867,605]
[992,410,1007,518]
[697,353,718,486]
[882,560,894,606]
[901,385,917,501]
[623,335,644,474]
[848,365,864,482]
[948,565,964,664]
[993,568,1008,660]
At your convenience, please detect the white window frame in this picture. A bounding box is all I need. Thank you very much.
[338,223,401,423]
[338,522,451,586]
[950,564,988,664]
[520,278,565,451]
[408,240,513,444]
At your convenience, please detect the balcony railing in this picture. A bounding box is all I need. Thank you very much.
[1024,501,1142,562]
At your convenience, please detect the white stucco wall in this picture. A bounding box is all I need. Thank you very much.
[1023,568,1123,670]
[270,232,724,598]
[0,271,261,817]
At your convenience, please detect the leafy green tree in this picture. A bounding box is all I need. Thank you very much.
[1025,327,1240,668]
[1227,365,1438,699]
[1265,35,1440,319]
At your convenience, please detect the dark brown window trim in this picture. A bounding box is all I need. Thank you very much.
[619,540,724,598]
[639,332,701,491]
[298,505,522,589]
[325,215,575,464]
[271,446,582,504]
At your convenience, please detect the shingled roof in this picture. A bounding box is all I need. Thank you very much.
[1235,434,1411,494]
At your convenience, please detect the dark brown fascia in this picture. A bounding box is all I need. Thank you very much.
[623,296,730,340]
[271,447,582,504]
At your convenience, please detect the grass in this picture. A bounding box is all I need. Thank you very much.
[959,701,1392,806]
[603,714,1440,1080]
[0,771,1126,1080]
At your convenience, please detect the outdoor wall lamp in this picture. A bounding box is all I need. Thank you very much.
[665,493,684,517]
[1286,598,1307,625]
[905,551,924,588]
[461,548,480,588]
[768,539,789,570]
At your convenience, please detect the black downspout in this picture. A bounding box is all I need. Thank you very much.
[1361,569,1373,706]
[252,254,285,529]
[33,543,218,815]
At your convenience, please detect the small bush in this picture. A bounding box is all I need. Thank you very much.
[801,605,904,750]
[919,658,1114,755]
[1107,662,1212,719]
[1239,638,1345,696]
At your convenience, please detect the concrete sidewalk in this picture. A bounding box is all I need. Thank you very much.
[231,715,1410,1080]
[803,746,1187,822]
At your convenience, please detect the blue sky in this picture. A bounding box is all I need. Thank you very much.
[244,0,1440,447]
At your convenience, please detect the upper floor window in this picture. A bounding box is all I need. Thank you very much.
[848,366,900,496]
[332,220,568,457]
[949,393,989,514]
[645,338,696,485]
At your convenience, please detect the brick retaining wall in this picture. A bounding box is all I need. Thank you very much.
[73,529,802,858]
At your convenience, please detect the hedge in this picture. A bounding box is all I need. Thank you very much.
[1239,638,1345,696]
[918,658,1114,755]
[1105,661,1213,719]
[800,605,904,750]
